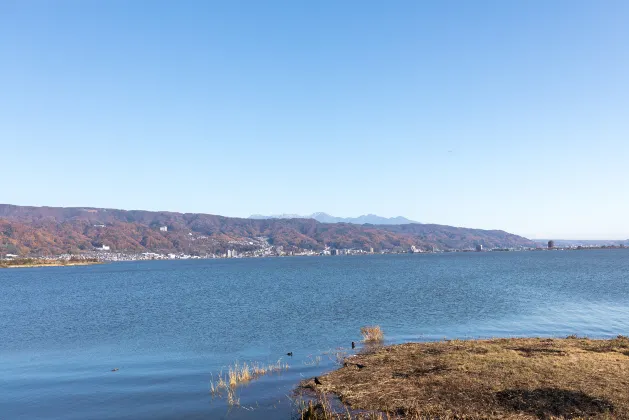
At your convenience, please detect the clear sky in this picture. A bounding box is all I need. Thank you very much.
[1,1,628,239]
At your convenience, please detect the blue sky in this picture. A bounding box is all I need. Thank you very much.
[1,0,628,239]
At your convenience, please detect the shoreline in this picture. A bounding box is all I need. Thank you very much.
[6,246,628,265]
[301,336,629,419]
[0,261,103,269]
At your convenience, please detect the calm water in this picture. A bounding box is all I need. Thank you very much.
[1,251,628,419]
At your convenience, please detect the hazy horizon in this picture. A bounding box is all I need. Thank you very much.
[2,1,629,240]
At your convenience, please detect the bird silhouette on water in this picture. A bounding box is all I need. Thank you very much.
[286,352,293,357]
[351,341,356,349]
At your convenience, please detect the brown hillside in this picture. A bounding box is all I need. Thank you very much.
[0,204,535,256]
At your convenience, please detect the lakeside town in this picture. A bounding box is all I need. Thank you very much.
[1,240,626,264]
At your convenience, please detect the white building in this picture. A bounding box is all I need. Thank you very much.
[102,245,110,251]
[160,226,168,232]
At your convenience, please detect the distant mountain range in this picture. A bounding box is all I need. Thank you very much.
[0,204,536,256]
[249,212,418,225]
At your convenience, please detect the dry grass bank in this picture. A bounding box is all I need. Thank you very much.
[301,336,629,419]
[0,258,101,268]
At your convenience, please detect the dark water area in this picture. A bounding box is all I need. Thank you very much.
[1,250,628,419]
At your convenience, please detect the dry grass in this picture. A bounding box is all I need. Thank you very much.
[0,257,101,268]
[361,326,384,343]
[305,355,323,366]
[298,394,351,419]
[228,361,251,387]
[301,336,629,419]
[324,347,351,366]
[226,386,239,406]
[210,359,289,406]
[297,391,411,419]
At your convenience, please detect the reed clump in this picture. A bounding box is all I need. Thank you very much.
[298,395,343,419]
[226,386,239,407]
[322,347,350,366]
[360,326,384,343]
[210,358,289,405]
[250,358,289,376]
[304,355,322,366]
[229,362,250,387]
[209,370,228,395]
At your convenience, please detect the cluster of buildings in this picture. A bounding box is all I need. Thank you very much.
[543,240,626,251]
[10,227,626,262]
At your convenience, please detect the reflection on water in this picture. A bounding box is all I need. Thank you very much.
[1,250,628,419]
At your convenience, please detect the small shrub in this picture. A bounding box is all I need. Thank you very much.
[360,326,384,343]
[612,335,629,348]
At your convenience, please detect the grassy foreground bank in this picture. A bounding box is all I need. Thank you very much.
[0,258,101,268]
[301,336,629,419]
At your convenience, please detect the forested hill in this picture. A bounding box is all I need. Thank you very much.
[0,204,536,256]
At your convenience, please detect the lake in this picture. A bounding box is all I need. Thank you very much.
[1,250,628,419]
